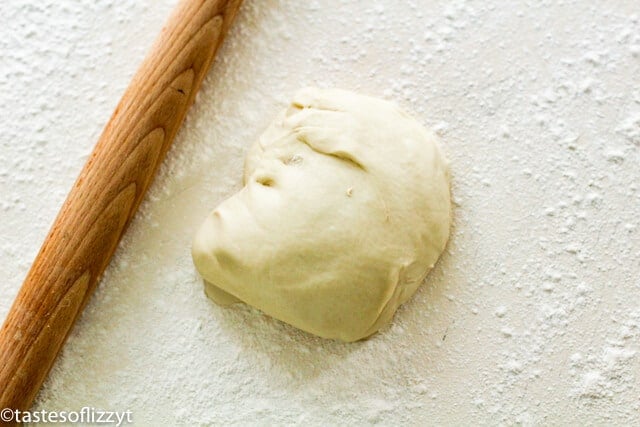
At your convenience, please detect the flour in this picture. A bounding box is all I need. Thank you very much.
[1,0,639,425]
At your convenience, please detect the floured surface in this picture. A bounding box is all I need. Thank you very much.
[1,0,639,425]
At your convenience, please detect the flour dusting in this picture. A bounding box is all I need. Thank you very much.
[0,0,639,425]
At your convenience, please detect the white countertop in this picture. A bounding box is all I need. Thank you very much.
[1,0,639,425]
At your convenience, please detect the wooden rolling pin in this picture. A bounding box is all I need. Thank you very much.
[0,0,242,413]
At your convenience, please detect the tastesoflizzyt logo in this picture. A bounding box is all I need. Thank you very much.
[0,407,132,426]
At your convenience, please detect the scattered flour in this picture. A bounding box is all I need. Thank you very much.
[0,0,638,425]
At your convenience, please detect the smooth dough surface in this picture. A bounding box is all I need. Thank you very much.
[192,88,451,342]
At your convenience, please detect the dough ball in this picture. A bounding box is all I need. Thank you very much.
[192,88,451,342]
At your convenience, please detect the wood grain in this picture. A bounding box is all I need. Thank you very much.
[0,0,242,414]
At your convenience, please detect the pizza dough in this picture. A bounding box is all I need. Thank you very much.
[192,88,451,342]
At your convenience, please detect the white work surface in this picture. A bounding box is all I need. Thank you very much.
[1,0,639,425]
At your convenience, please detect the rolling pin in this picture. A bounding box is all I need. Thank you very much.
[0,0,243,413]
